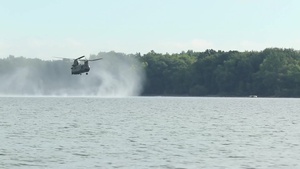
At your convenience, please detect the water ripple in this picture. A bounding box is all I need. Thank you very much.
[1,97,300,168]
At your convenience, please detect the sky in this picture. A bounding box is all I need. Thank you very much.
[0,0,299,60]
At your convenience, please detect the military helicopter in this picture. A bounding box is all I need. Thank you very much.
[57,56,102,75]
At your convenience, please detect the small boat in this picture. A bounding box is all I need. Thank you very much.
[249,95,258,98]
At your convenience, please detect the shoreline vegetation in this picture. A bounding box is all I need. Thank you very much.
[141,48,300,97]
[1,48,300,97]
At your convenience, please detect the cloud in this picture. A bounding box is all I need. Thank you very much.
[190,39,214,50]
[239,39,300,51]
[157,39,214,53]
[0,38,93,59]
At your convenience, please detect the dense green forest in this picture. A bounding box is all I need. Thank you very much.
[1,48,300,97]
[141,48,300,97]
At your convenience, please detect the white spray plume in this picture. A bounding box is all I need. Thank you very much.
[77,52,146,97]
[0,52,146,97]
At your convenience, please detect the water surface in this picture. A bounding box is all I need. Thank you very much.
[1,97,300,168]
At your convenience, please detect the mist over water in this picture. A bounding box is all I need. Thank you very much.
[77,53,146,96]
[0,52,145,96]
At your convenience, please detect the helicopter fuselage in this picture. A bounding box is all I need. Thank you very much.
[59,55,102,75]
[71,62,90,75]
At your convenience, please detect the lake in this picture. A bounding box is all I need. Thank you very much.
[1,97,300,169]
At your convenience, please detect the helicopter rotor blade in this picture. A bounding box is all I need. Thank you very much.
[75,55,85,60]
[88,58,103,61]
[54,55,99,62]
[79,58,102,62]
[53,57,72,60]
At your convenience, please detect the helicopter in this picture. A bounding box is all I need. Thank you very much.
[57,56,102,75]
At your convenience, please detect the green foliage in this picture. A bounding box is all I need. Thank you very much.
[141,48,300,97]
[2,48,300,97]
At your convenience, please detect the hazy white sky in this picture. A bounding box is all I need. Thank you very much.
[0,0,299,60]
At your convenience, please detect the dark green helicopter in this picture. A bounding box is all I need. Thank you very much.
[57,56,102,75]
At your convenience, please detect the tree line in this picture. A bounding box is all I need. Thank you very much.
[141,48,300,97]
[1,48,300,97]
